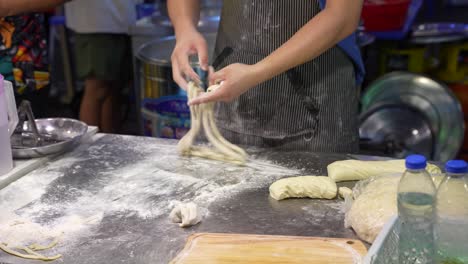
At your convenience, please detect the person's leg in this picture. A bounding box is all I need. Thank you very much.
[100,81,121,133]
[79,78,111,128]
[99,34,132,133]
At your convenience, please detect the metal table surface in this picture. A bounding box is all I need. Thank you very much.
[0,134,367,264]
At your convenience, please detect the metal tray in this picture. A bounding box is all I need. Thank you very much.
[410,23,468,44]
[11,118,88,159]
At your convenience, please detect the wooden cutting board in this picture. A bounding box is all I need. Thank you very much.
[170,233,367,264]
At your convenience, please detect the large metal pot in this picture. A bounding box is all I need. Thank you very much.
[135,33,218,137]
[158,0,223,18]
[129,12,220,101]
[136,33,217,99]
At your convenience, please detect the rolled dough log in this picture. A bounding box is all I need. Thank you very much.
[345,174,444,244]
[169,203,202,228]
[269,176,337,201]
[328,159,441,182]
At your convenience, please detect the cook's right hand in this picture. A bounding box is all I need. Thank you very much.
[171,30,209,90]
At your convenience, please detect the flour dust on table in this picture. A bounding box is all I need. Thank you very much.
[0,135,301,260]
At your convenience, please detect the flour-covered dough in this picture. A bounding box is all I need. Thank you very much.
[344,175,399,243]
[338,187,353,199]
[269,176,337,201]
[169,203,202,228]
[345,173,444,244]
[328,159,441,182]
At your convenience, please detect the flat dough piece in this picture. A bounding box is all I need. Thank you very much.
[169,203,202,228]
[269,176,337,201]
[345,174,444,244]
[328,159,441,182]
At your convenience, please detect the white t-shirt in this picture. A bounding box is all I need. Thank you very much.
[65,0,137,34]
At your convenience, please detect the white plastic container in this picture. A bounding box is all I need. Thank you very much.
[0,74,18,175]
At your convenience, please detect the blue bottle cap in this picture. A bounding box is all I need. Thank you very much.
[405,155,427,170]
[445,160,468,173]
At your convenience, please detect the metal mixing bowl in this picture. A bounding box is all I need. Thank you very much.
[11,118,88,159]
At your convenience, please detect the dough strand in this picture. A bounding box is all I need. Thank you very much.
[178,82,247,165]
[0,243,62,261]
[29,237,60,251]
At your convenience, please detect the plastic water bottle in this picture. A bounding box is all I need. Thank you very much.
[434,160,468,264]
[398,155,436,264]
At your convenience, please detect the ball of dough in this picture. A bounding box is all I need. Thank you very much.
[269,176,337,201]
[169,203,202,228]
[344,173,444,244]
[345,175,400,244]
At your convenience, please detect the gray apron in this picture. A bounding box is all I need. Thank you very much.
[213,0,359,153]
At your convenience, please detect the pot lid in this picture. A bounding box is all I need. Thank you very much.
[360,104,434,159]
[360,72,464,161]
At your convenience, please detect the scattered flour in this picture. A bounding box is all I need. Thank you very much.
[0,137,301,255]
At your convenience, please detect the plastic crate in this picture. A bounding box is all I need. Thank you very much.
[141,96,191,139]
[367,0,423,40]
[361,0,412,31]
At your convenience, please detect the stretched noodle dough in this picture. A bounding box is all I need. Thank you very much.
[269,176,337,201]
[178,82,247,165]
[328,159,441,182]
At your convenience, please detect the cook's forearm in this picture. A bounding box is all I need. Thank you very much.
[253,0,363,83]
[167,0,201,37]
[0,0,68,17]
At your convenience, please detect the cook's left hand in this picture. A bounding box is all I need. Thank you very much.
[188,63,262,105]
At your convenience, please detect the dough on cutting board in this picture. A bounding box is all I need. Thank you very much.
[345,173,444,244]
[169,203,202,228]
[328,159,441,182]
[269,176,337,201]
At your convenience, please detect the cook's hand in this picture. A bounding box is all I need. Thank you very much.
[188,63,262,105]
[171,30,209,90]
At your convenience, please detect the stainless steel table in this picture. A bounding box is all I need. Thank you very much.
[0,134,367,264]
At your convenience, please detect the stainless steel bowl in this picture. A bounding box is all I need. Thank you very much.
[11,118,88,159]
